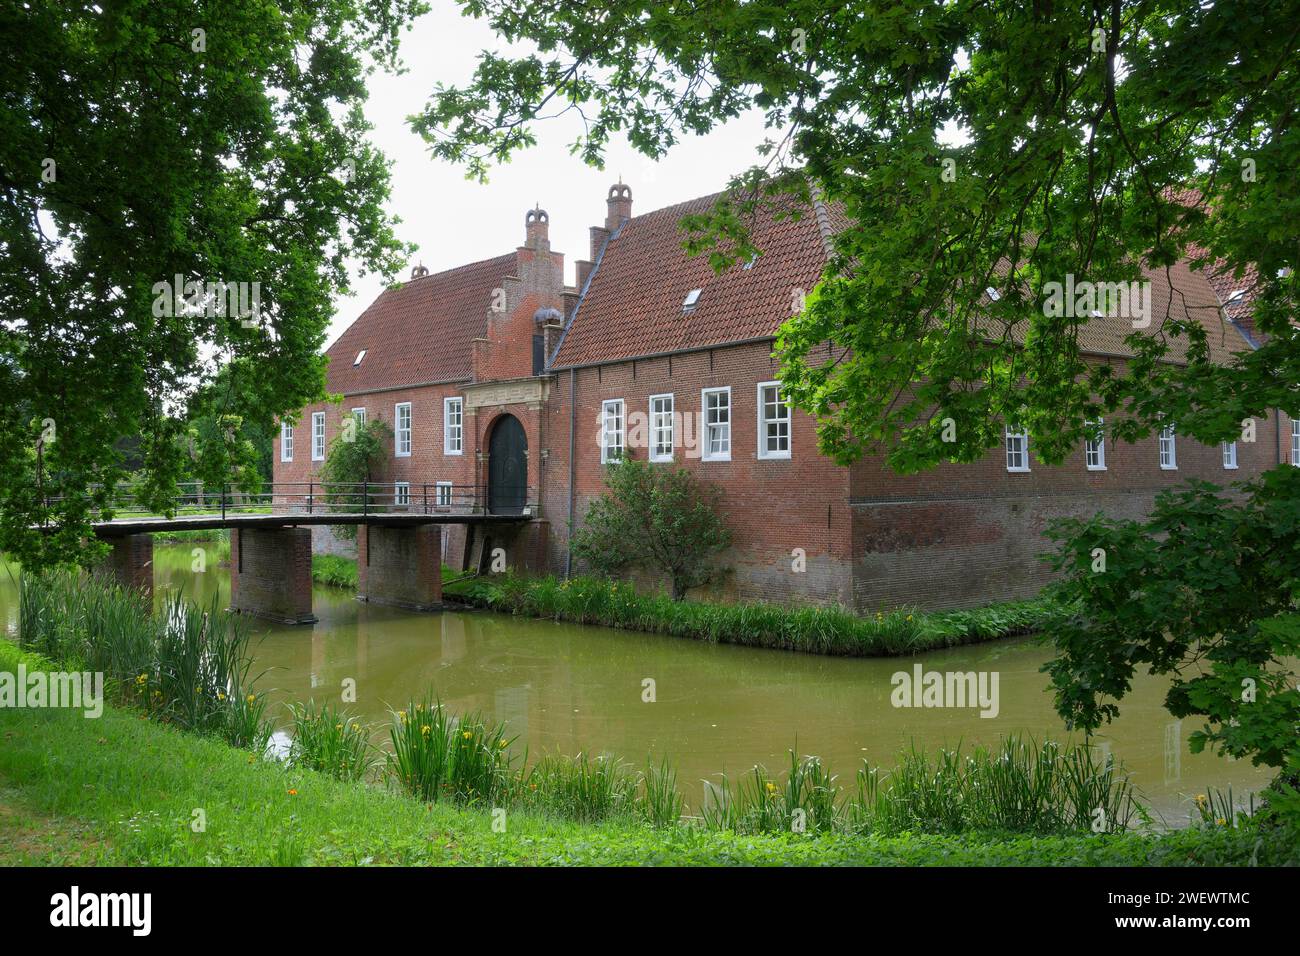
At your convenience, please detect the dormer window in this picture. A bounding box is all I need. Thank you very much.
[682,288,702,312]
[353,349,367,367]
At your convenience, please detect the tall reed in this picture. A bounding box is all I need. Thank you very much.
[18,570,270,751]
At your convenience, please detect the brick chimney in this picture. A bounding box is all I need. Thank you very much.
[525,206,549,250]
[606,182,632,231]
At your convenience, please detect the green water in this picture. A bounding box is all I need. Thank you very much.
[1,544,1276,822]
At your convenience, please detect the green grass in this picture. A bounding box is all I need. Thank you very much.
[311,554,359,590]
[2,640,1294,866]
[443,572,1068,657]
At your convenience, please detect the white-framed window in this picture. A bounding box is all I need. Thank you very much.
[649,393,675,462]
[352,407,366,427]
[702,387,731,461]
[1085,419,1106,471]
[1222,441,1238,469]
[311,411,326,461]
[601,399,625,463]
[1291,418,1300,466]
[757,382,791,459]
[444,397,463,455]
[280,420,293,462]
[436,481,453,508]
[394,481,410,507]
[1005,426,1030,472]
[395,402,412,457]
[1159,423,1177,470]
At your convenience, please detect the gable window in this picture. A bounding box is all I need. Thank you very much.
[1084,419,1105,471]
[649,394,675,462]
[394,481,410,507]
[436,481,453,508]
[311,412,326,461]
[1222,441,1238,469]
[1005,426,1030,472]
[702,387,731,461]
[444,397,463,455]
[758,382,791,459]
[280,420,294,462]
[1292,418,1300,466]
[1159,423,1177,470]
[601,399,625,463]
[395,402,412,457]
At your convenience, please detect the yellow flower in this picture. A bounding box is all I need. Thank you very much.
[246,694,256,704]
[906,615,913,622]
[287,789,298,796]
[1195,794,1208,806]
[421,725,431,736]
[136,673,148,685]
[1216,818,1227,826]
[498,740,508,748]
[462,731,472,739]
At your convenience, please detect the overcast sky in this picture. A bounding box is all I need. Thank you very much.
[327,1,773,348]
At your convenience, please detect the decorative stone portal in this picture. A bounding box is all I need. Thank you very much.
[97,533,154,593]
[357,524,442,611]
[229,527,317,624]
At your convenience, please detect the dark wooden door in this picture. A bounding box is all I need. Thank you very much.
[488,415,527,515]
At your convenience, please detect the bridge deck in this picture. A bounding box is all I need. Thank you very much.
[92,512,529,535]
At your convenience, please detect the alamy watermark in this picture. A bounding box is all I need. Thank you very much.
[0,664,103,718]
[1042,273,1153,329]
[890,663,1000,718]
[151,275,262,327]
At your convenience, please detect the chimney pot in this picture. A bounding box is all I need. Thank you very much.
[605,182,632,231]
[525,206,549,249]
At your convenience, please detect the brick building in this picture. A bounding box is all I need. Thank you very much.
[274,184,1286,610]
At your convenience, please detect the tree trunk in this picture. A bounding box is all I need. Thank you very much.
[671,577,687,601]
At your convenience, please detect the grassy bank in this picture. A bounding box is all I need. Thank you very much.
[1,641,1291,866]
[444,572,1068,656]
[311,553,359,589]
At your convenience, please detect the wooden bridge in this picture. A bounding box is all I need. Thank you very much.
[87,481,540,624]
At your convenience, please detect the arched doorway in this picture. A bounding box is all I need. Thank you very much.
[487,414,527,515]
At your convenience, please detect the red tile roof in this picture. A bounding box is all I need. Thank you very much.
[552,190,1254,369]
[324,253,516,393]
[551,192,829,368]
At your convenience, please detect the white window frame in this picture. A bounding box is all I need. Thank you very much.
[701,387,732,462]
[649,393,675,463]
[443,397,463,455]
[600,399,625,464]
[280,420,294,462]
[1291,418,1300,466]
[1005,426,1030,473]
[395,402,412,457]
[1222,441,1238,470]
[351,407,366,428]
[757,381,791,460]
[1159,423,1177,470]
[311,411,326,461]
[435,481,453,508]
[1084,419,1106,471]
[394,481,410,507]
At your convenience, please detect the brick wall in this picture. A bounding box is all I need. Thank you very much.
[542,340,856,605]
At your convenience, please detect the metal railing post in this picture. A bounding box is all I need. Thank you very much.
[308,481,313,515]
[221,482,227,521]
[363,480,368,518]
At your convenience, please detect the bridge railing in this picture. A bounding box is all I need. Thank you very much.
[73,480,493,520]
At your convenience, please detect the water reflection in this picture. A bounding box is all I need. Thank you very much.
[0,545,1276,823]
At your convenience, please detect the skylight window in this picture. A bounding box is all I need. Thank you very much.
[1225,289,1246,304]
[353,349,367,367]
[985,287,1001,301]
[682,288,702,312]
